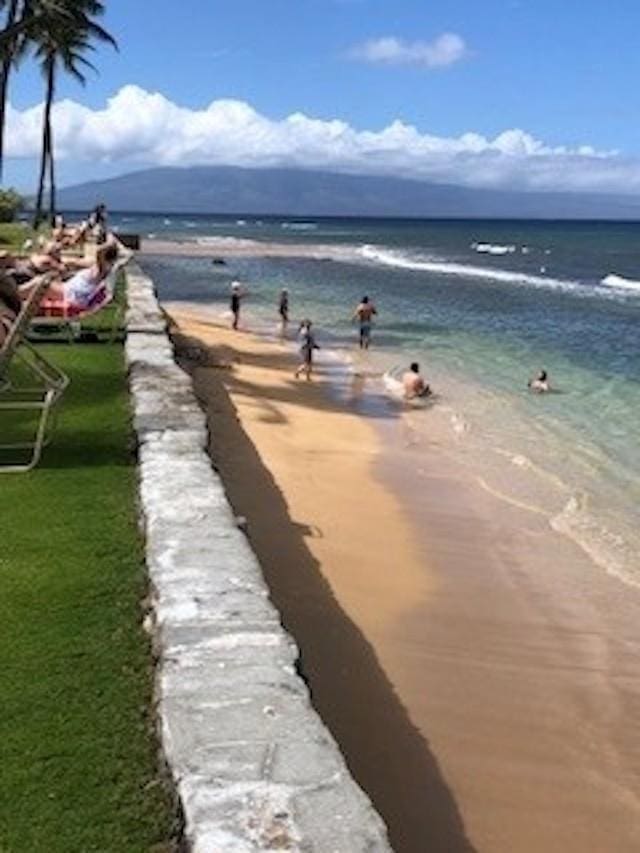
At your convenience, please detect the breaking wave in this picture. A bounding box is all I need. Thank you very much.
[358,244,581,293]
[281,222,318,231]
[472,242,517,255]
[600,273,640,293]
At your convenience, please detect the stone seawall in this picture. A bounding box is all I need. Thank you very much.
[124,262,393,852]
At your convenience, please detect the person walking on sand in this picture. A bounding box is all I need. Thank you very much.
[278,288,289,333]
[402,362,431,400]
[353,295,377,349]
[230,281,244,330]
[295,319,320,381]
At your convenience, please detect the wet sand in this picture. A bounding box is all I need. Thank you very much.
[141,236,346,259]
[167,305,640,853]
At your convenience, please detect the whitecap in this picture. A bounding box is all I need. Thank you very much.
[359,245,581,294]
[473,243,516,255]
[281,222,318,231]
[600,273,640,293]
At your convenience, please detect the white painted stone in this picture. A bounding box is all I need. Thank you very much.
[125,266,393,851]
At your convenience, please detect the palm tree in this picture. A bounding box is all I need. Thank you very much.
[0,0,25,182]
[31,0,115,225]
[0,1,69,48]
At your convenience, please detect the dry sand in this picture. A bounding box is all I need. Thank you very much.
[167,305,640,853]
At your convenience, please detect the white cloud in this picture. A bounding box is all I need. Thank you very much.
[348,33,468,68]
[6,84,640,194]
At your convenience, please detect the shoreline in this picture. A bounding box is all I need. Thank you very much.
[140,236,346,259]
[167,305,640,853]
[168,307,475,852]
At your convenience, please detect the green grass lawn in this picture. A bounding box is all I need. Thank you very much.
[0,340,176,852]
[0,222,42,252]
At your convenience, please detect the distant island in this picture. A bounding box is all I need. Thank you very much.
[56,165,640,220]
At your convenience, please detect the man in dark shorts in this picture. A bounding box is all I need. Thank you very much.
[353,295,378,349]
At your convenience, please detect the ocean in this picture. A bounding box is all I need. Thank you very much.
[123,213,639,588]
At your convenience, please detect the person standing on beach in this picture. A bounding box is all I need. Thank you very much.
[353,295,377,349]
[278,288,289,333]
[230,281,244,330]
[295,319,320,381]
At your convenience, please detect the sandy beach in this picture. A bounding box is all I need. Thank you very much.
[142,236,346,259]
[167,305,640,853]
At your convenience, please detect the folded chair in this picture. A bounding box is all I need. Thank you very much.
[29,265,123,343]
[0,274,70,472]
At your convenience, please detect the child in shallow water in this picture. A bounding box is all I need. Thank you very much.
[295,319,320,381]
[528,369,550,393]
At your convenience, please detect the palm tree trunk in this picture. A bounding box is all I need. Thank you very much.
[46,59,56,221]
[47,116,56,221]
[33,57,54,228]
[0,0,22,182]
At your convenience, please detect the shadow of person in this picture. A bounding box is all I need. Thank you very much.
[179,341,477,853]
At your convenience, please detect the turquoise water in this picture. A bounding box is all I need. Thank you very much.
[132,215,640,586]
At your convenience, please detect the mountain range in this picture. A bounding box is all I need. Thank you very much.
[56,165,640,220]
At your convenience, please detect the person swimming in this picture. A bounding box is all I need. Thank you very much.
[402,362,431,399]
[528,369,550,393]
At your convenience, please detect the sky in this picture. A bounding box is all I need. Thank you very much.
[5,0,640,194]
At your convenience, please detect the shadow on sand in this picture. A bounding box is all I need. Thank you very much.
[175,333,477,853]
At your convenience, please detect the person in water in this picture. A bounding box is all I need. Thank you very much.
[295,319,320,381]
[528,369,550,393]
[402,362,431,399]
[278,288,289,332]
[353,295,377,349]
[230,281,244,330]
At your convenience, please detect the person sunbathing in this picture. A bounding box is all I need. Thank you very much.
[0,273,22,346]
[53,217,89,247]
[12,238,97,287]
[19,243,120,312]
[9,240,68,285]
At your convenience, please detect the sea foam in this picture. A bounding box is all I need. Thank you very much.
[600,273,640,293]
[472,242,517,255]
[359,245,581,293]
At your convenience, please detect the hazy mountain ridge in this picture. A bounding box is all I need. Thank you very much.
[57,165,640,220]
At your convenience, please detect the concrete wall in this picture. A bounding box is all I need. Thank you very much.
[125,262,393,852]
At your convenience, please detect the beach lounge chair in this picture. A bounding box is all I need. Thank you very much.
[0,274,70,472]
[28,265,124,343]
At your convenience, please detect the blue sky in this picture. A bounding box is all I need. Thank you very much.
[5,0,640,193]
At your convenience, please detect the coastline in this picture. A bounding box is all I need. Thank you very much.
[140,236,345,259]
[166,304,640,853]
[167,306,475,852]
